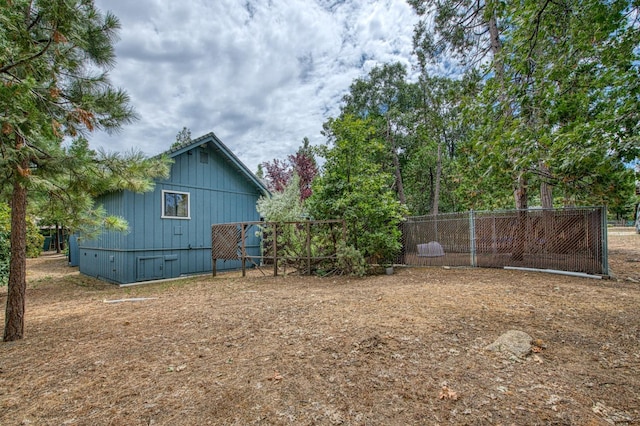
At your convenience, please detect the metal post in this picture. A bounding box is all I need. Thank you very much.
[469,209,477,267]
[492,216,497,255]
[273,222,278,276]
[601,206,609,276]
[306,220,311,275]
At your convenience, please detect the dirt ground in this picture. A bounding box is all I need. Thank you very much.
[0,228,638,425]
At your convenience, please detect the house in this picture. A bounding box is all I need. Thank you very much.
[77,132,268,284]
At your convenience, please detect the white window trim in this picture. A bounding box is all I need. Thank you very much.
[161,190,191,219]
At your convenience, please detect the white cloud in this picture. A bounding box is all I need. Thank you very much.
[93,0,419,172]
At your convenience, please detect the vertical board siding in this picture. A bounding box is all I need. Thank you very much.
[79,141,263,284]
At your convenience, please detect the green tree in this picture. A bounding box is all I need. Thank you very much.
[411,0,527,209]
[171,126,192,149]
[409,0,504,72]
[450,135,516,211]
[411,0,640,211]
[404,74,479,215]
[309,115,407,267]
[29,138,170,239]
[255,163,264,180]
[0,0,170,341]
[341,63,412,205]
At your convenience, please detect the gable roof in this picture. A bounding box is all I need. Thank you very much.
[167,132,269,195]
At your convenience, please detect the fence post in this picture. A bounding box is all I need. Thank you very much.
[306,220,311,275]
[469,209,477,267]
[601,206,609,276]
[211,225,216,277]
[241,224,246,277]
[272,222,278,277]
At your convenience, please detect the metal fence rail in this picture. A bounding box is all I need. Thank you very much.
[397,207,607,276]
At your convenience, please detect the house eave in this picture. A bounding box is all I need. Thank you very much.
[166,132,270,196]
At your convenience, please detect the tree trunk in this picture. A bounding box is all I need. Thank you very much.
[539,161,553,209]
[429,166,434,211]
[538,161,554,252]
[4,168,28,341]
[391,150,406,205]
[514,173,528,210]
[512,174,528,262]
[432,141,442,216]
[55,223,61,253]
[386,119,406,205]
[488,15,504,80]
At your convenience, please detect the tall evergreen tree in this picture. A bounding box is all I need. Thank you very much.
[404,74,478,215]
[172,126,192,149]
[410,0,640,210]
[0,0,170,341]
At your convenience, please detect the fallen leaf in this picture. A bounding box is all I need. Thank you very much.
[268,371,283,383]
[439,385,458,401]
[531,338,547,349]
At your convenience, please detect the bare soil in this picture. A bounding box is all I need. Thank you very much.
[0,228,638,425]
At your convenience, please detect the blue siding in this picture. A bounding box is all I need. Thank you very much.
[68,235,79,267]
[79,137,265,284]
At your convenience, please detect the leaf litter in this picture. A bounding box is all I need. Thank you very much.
[0,228,637,425]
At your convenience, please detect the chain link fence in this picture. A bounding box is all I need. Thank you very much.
[397,207,607,276]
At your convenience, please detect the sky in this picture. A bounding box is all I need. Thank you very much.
[91,0,422,173]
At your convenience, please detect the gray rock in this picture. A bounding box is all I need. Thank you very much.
[485,330,532,358]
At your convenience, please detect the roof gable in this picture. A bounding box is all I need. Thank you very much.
[167,132,268,195]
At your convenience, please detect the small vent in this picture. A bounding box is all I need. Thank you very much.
[200,151,209,164]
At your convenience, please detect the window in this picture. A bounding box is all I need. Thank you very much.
[162,190,190,219]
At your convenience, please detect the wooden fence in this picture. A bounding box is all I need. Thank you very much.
[211,220,346,276]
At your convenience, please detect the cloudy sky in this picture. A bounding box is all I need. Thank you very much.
[91,0,422,173]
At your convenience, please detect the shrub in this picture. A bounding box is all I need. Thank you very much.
[336,241,367,277]
[307,115,408,272]
[26,217,44,259]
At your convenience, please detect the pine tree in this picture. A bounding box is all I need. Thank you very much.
[0,0,170,341]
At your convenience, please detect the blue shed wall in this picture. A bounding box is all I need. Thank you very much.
[79,144,263,284]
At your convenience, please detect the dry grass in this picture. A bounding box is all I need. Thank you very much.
[0,228,638,425]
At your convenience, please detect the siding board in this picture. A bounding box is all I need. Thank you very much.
[79,133,266,284]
